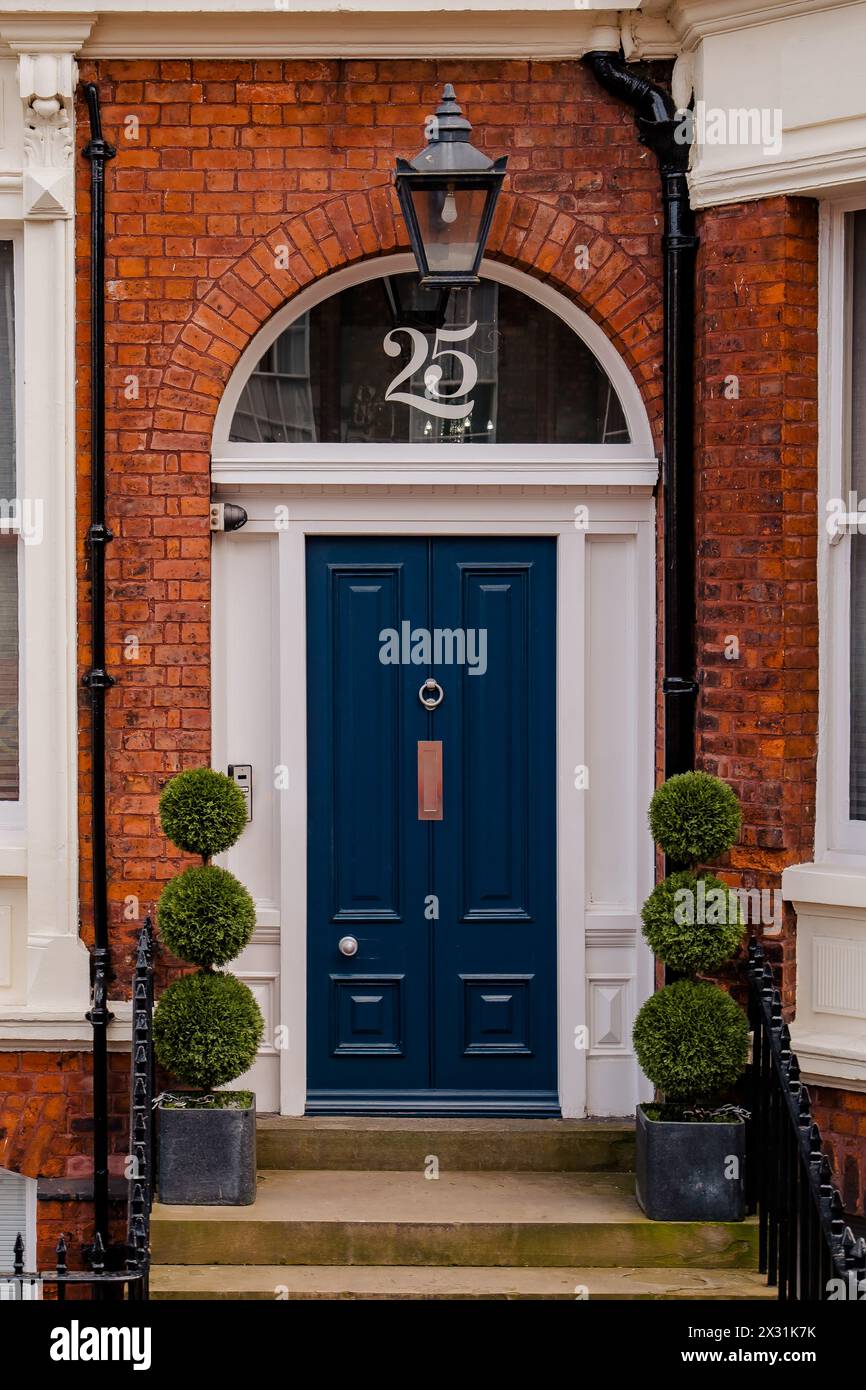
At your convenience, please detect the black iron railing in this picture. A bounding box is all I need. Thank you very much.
[126,915,156,1294]
[747,937,866,1300]
[0,917,155,1302]
[1,1230,147,1302]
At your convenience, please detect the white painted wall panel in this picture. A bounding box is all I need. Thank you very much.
[586,535,637,911]
[213,531,280,919]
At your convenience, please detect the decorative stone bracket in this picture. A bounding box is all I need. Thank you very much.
[0,21,94,220]
[20,53,76,220]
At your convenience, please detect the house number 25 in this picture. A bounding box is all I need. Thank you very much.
[382,321,478,419]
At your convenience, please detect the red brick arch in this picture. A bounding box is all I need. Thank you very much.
[152,185,663,452]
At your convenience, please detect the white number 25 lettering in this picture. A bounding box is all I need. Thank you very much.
[382,322,478,419]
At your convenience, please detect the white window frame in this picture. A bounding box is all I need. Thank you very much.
[0,226,25,839]
[818,198,866,860]
[211,254,658,492]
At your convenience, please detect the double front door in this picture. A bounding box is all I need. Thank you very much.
[306,536,557,1113]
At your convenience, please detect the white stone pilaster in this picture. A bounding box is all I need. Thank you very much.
[0,18,94,1009]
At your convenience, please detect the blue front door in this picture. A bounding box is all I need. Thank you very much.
[306,537,557,1114]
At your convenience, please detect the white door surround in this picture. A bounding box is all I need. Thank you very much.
[210,258,658,1118]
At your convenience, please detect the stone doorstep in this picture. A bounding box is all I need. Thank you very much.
[255,1115,636,1172]
[149,1264,775,1301]
[150,1169,759,1270]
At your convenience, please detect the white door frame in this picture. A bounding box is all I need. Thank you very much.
[210,254,658,1117]
[212,487,656,1118]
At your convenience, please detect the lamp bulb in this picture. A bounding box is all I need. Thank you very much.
[441,190,458,225]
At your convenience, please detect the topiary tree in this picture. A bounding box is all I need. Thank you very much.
[633,771,749,1109]
[159,766,248,859]
[632,978,749,1102]
[641,868,745,975]
[157,865,257,969]
[154,971,263,1093]
[154,768,263,1097]
[648,770,741,868]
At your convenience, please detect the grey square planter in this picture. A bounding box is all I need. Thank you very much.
[635,1102,745,1222]
[157,1096,256,1206]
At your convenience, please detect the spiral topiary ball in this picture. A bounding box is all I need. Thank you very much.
[154,970,264,1092]
[632,978,749,1103]
[640,868,745,974]
[159,767,248,859]
[156,864,256,969]
[648,771,741,866]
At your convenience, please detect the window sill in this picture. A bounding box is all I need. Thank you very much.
[784,860,866,1091]
[787,1029,866,1093]
[0,1001,132,1050]
[782,859,866,911]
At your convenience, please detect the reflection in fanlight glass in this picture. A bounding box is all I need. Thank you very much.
[230,273,630,446]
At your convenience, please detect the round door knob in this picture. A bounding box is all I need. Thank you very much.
[419,677,445,710]
[338,935,359,957]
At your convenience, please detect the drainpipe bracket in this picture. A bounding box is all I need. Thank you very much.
[86,522,114,546]
[635,115,691,172]
[664,231,699,253]
[82,137,117,165]
[82,669,115,691]
[86,950,115,1026]
[662,676,700,697]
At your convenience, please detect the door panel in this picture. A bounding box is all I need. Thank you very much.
[306,541,429,1093]
[433,540,557,1096]
[330,564,403,921]
[306,536,557,1113]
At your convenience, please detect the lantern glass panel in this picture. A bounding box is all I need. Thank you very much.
[410,185,488,275]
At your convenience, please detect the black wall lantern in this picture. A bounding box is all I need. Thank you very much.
[395,84,507,289]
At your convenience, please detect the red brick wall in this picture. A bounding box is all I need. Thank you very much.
[812,1087,866,1216]
[0,1052,129,1178]
[693,194,819,1007]
[0,1051,129,1269]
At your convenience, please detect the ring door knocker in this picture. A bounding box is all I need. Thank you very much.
[419,677,445,711]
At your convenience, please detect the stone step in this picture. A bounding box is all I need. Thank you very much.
[151,1263,774,1301]
[256,1116,635,1173]
[151,1169,759,1270]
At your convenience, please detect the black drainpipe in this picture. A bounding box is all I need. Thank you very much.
[583,52,699,782]
[82,83,117,1249]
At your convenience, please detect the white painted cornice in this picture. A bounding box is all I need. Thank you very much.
[689,141,866,208]
[0,4,635,61]
[622,12,680,59]
[0,15,95,54]
[0,1,636,9]
[669,0,866,51]
[80,12,621,60]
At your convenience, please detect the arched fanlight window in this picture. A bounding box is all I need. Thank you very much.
[228,271,630,448]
